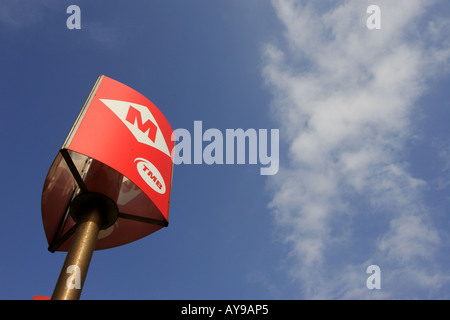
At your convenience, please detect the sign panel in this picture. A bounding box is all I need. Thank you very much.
[41,75,174,251]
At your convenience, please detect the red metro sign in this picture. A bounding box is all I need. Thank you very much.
[41,76,174,251]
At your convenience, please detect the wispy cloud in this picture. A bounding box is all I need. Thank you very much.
[263,0,450,299]
[0,0,47,29]
[84,21,128,50]
[0,0,129,50]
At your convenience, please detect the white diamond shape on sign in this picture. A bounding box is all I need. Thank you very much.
[100,99,170,157]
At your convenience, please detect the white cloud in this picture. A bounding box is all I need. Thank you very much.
[263,0,450,299]
[0,0,59,29]
[84,21,129,50]
[0,0,43,28]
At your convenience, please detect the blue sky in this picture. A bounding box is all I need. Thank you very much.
[1,0,450,300]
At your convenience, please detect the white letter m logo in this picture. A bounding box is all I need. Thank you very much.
[100,99,170,157]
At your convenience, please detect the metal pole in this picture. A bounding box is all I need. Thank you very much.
[51,159,121,300]
[51,208,102,300]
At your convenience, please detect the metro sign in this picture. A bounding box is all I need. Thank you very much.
[41,75,174,251]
